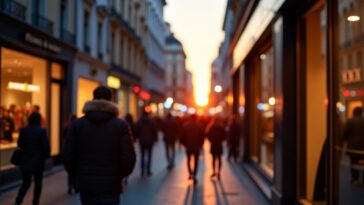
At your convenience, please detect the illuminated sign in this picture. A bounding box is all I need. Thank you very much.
[8,82,40,92]
[24,33,62,53]
[107,76,121,89]
[342,68,362,84]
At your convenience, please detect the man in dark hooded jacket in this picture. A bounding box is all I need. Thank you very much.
[62,86,136,205]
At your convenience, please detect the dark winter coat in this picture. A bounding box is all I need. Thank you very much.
[181,121,204,152]
[18,125,50,172]
[206,123,225,155]
[228,122,241,147]
[62,99,136,195]
[135,116,158,147]
[342,116,364,151]
[162,117,178,144]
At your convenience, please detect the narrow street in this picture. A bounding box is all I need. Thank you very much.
[0,136,268,205]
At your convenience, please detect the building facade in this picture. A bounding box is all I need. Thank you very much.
[0,0,77,186]
[0,0,154,188]
[225,0,364,204]
[165,33,189,107]
[146,0,166,117]
[108,0,149,119]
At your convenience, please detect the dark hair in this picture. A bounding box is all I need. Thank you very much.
[190,114,197,120]
[93,86,112,101]
[353,107,363,117]
[28,112,42,126]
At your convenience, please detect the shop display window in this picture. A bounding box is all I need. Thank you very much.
[0,47,47,170]
[251,46,275,177]
[77,78,101,117]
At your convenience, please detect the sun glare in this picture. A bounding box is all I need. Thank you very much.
[196,95,208,107]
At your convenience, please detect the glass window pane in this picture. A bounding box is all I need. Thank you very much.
[258,47,275,177]
[0,47,47,170]
[51,63,63,79]
[336,0,364,204]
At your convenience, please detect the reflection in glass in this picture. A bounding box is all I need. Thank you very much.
[337,0,364,204]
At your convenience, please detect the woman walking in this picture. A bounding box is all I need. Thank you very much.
[206,117,226,179]
[14,112,50,205]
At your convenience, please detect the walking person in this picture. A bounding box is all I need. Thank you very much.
[227,116,241,162]
[61,114,78,194]
[135,111,158,177]
[62,86,136,205]
[180,114,205,184]
[125,113,136,142]
[3,109,15,142]
[206,117,226,179]
[13,112,50,205]
[162,113,178,170]
[342,106,364,185]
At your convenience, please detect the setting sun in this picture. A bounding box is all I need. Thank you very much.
[196,95,208,107]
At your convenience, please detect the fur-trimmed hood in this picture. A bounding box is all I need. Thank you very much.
[82,99,119,123]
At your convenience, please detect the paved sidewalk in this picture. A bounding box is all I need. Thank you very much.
[0,139,268,205]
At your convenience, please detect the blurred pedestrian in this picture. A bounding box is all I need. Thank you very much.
[13,112,50,205]
[206,117,225,179]
[3,109,15,142]
[162,113,178,170]
[180,114,205,184]
[135,111,158,177]
[342,106,364,185]
[61,114,78,194]
[125,113,136,142]
[62,86,136,205]
[227,116,241,162]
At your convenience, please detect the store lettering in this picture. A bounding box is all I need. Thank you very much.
[24,33,62,53]
[342,68,362,84]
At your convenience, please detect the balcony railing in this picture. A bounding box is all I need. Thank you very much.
[1,0,26,21]
[32,14,53,34]
[60,28,75,44]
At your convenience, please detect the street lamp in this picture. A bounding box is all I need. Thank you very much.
[214,85,222,93]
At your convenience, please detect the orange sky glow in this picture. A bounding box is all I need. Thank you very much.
[165,0,226,106]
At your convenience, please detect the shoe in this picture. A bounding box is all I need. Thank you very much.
[68,188,73,195]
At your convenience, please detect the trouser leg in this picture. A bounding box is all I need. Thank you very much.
[187,152,192,175]
[32,171,43,205]
[140,147,145,173]
[147,146,152,173]
[171,143,175,165]
[193,152,199,177]
[16,170,32,204]
[350,154,360,181]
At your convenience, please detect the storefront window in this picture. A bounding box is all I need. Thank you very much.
[118,89,128,117]
[255,46,275,177]
[336,0,364,203]
[77,78,101,117]
[0,47,47,170]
